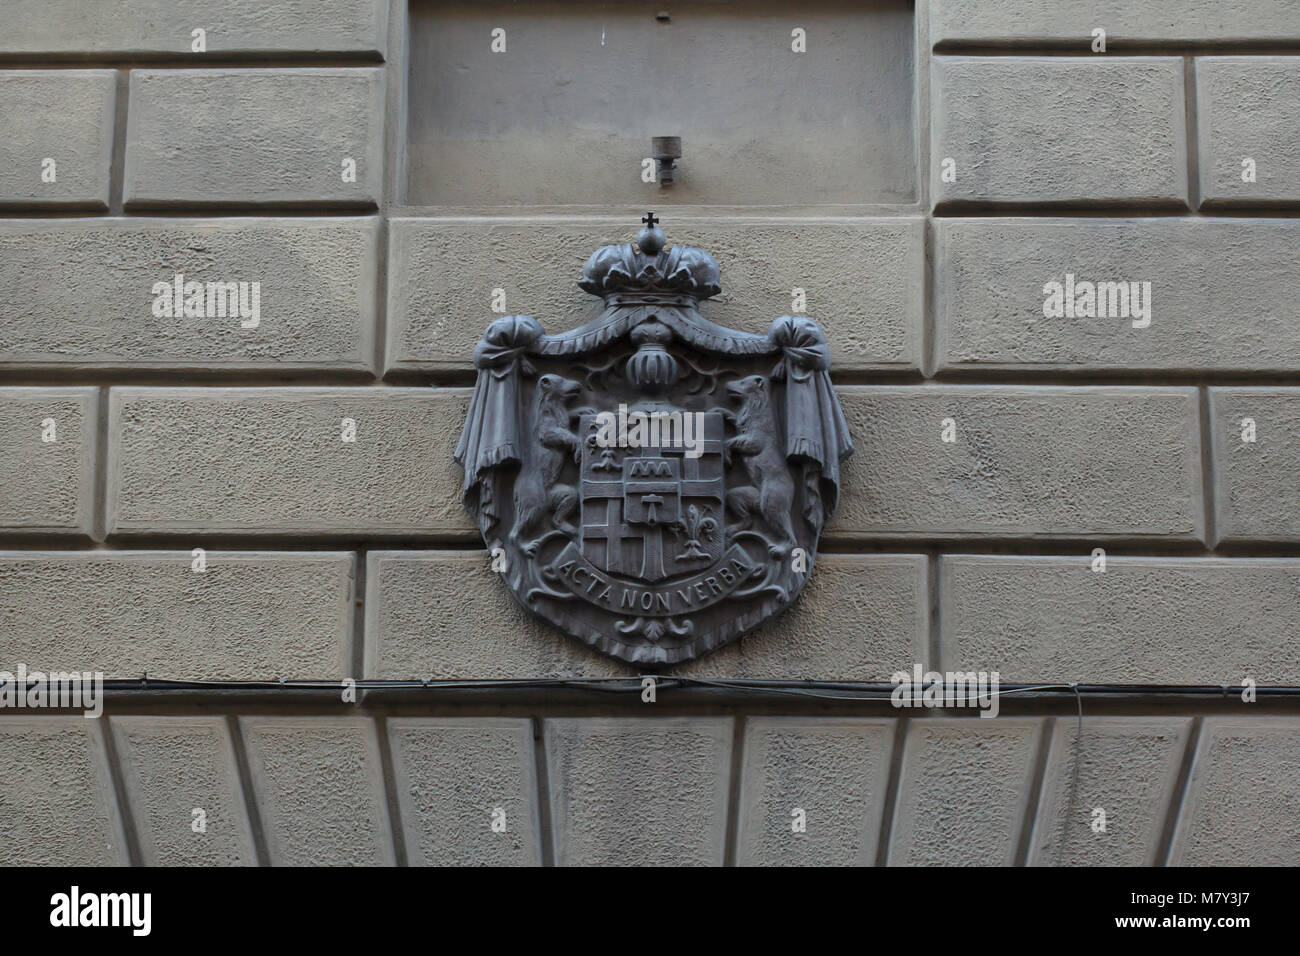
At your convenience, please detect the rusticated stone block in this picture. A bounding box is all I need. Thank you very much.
[545,718,732,866]
[239,717,394,866]
[0,71,114,207]
[107,388,472,536]
[365,551,927,680]
[0,218,378,372]
[1170,717,1300,866]
[1209,388,1300,543]
[111,716,256,866]
[0,551,354,680]
[0,1,388,56]
[932,57,1186,208]
[0,387,97,535]
[889,718,1043,866]
[737,718,895,866]
[1198,58,1300,207]
[0,718,126,865]
[931,1,1300,47]
[935,218,1300,373]
[940,556,1300,684]
[124,69,384,207]
[834,387,1203,541]
[1028,717,1190,866]
[387,718,541,866]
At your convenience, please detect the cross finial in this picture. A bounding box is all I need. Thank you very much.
[642,211,659,228]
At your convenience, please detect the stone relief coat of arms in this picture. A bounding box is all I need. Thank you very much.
[455,215,853,667]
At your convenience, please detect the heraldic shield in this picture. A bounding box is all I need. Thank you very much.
[454,214,854,667]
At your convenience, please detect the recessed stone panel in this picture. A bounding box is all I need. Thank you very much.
[406,0,916,206]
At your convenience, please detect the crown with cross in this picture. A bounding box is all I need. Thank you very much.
[577,212,722,301]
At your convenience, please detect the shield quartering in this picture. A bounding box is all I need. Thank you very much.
[579,408,724,582]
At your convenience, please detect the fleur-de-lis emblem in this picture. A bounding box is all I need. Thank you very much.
[671,504,718,561]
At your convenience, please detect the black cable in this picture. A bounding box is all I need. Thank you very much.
[48,675,1300,698]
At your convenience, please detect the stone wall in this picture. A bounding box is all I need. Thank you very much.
[0,0,1296,866]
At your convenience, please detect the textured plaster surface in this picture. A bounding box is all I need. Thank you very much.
[931,0,1300,46]
[1028,717,1191,867]
[366,551,927,680]
[0,388,96,534]
[1198,59,1300,206]
[0,1,389,55]
[1171,718,1300,866]
[107,388,474,536]
[1209,389,1300,542]
[0,718,126,866]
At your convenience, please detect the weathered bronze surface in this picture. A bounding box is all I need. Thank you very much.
[455,215,853,667]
